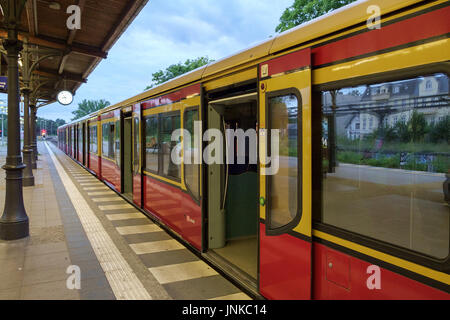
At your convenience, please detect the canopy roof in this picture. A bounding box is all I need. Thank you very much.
[0,0,148,106]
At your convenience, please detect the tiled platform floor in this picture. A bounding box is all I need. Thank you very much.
[0,140,251,300]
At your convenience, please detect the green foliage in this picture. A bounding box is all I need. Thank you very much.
[276,0,357,33]
[409,110,427,142]
[145,57,214,90]
[335,114,450,174]
[428,115,450,144]
[36,117,65,136]
[367,111,432,145]
[71,99,110,121]
[55,118,66,128]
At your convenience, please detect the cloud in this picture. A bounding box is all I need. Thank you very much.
[38,0,292,121]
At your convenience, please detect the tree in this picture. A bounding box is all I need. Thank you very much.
[145,57,214,90]
[71,99,110,120]
[55,118,66,128]
[428,115,450,144]
[276,0,357,33]
[409,111,427,143]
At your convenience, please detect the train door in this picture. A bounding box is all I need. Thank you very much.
[132,103,142,207]
[258,48,312,300]
[85,122,90,168]
[123,112,133,200]
[207,90,259,282]
[82,122,86,166]
[73,125,77,159]
[78,124,82,162]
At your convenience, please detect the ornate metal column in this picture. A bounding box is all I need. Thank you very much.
[21,39,34,186]
[30,102,37,169]
[0,0,29,240]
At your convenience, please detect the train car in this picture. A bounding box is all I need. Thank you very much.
[57,0,449,300]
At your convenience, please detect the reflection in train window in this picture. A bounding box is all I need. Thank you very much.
[161,113,181,179]
[268,93,300,230]
[102,123,109,158]
[184,109,200,200]
[145,116,158,172]
[321,73,449,259]
[133,117,140,173]
[89,125,97,154]
[115,120,120,166]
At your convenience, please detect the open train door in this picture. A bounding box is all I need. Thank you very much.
[132,103,142,207]
[258,48,312,300]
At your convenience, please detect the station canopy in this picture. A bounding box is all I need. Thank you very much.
[0,0,148,105]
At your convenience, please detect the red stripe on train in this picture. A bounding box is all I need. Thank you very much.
[312,6,450,66]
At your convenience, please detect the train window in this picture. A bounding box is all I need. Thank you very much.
[115,120,120,167]
[320,73,449,259]
[161,113,181,180]
[267,93,301,230]
[102,123,109,158]
[108,124,115,159]
[145,116,159,173]
[184,108,200,200]
[78,127,82,156]
[133,116,140,173]
[89,125,97,154]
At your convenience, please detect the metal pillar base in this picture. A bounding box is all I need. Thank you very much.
[0,161,29,240]
[0,219,29,240]
[22,149,34,186]
[31,143,37,168]
[23,175,34,187]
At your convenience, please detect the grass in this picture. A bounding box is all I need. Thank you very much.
[336,150,449,173]
[337,136,450,154]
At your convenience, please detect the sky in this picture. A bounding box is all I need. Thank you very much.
[29,0,293,122]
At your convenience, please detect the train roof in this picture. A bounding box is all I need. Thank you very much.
[60,0,422,129]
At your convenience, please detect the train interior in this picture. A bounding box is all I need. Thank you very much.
[123,115,133,200]
[207,92,259,280]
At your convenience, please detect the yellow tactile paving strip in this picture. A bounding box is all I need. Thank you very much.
[50,141,252,300]
[45,142,152,300]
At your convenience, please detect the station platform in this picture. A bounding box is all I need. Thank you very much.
[0,140,251,300]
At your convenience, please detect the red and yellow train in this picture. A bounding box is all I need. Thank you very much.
[58,0,449,299]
